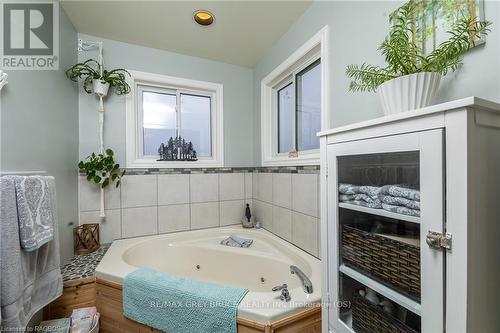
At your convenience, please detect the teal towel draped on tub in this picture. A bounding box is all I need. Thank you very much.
[123,268,248,333]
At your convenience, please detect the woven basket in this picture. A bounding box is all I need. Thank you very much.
[342,225,420,300]
[352,294,418,333]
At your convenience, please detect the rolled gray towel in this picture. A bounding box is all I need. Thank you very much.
[379,195,420,210]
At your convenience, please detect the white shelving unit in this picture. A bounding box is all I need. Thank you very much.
[338,202,420,224]
[339,264,421,315]
[320,97,500,333]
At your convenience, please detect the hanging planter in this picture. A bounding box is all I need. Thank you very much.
[346,1,490,116]
[66,59,131,96]
[67,57,131,217]
[92,79,110,97]
[78,149,124,189]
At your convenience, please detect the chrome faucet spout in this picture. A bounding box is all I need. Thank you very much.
[290,265,313,294]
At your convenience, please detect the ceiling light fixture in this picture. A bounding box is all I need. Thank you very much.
[193,10,214,26]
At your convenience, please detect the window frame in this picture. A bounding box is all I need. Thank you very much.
[275,56,321,156]
[261,26,329,166]
[276,78,294,155]
[126,70,223,168]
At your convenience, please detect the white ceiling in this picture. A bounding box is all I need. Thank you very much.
[61,1,313,68]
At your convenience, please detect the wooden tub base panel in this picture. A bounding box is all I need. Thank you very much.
[96,278,321,333]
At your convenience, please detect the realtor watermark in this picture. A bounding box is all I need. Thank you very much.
[0,1,59,70]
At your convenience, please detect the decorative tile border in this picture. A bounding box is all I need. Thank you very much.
[253,166,320,174]
[79,166,320,176]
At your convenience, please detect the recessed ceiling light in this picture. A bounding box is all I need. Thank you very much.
[193,10,214,26]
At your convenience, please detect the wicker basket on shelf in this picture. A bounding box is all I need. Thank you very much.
[352,293,419,333]
[342,225,420,300]
[73,223,100,255]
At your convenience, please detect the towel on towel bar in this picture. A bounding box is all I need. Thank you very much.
[123,268,248,333]
[0,176,62,329]
[14,176,56,251]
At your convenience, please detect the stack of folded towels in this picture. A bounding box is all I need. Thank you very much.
[338,183,420,217]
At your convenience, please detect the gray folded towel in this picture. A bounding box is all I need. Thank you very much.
[379,195,420,210]
[13,176,56,251]
[342,199,383,209]
[220,234,253,248]
[379,185,420,201]
[338,183,381,200]
[339,193,383,208]
[382,203,420,217]
[0,176,62,329]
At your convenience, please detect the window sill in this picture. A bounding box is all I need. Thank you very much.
[262,152,319,167]
[127,158,223,169]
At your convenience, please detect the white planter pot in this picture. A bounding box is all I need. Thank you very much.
[93,79,110,97]
[377,72,441,116]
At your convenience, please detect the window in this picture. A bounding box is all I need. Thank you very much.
[276,59,321,154]
[126,70,223,168]
[139,88,212,157]
[261,26,329,166]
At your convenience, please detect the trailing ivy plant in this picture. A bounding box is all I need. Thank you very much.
[78,149,124,189]
[346,1,491,92]
[66,59,131,95]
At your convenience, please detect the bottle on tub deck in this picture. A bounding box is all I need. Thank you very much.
[241,203,255,228]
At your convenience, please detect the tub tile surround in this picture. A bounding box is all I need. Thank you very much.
[78,166,320,258]
[158,204,190,233]
[79,176,121,211]
[190,174,219,203]
[252,171,320,258]
[158,174,190,205]
[191,202,220,229]
[121,175,157,208]
[79,209,121,244]
[79,171,253,242]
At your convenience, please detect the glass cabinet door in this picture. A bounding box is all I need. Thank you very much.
[327,130,445,333]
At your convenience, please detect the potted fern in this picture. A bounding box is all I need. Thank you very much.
[346,1,490,115]
[66,59,131,97]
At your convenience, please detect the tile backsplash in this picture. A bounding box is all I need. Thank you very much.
[252,172,320,257]
[79,167,320,258]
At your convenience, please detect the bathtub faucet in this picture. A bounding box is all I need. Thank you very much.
[290,265,313,294]
[272,284,291,302]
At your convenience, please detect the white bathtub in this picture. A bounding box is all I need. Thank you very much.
[95,226,321,323]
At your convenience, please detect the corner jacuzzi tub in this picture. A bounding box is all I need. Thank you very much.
[95,226,321,323]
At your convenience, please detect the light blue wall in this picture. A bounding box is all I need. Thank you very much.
[0,7,79,263]
[253,0,500,165]
[77,34,254,167]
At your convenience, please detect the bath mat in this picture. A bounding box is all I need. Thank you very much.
[123,268,248,333]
